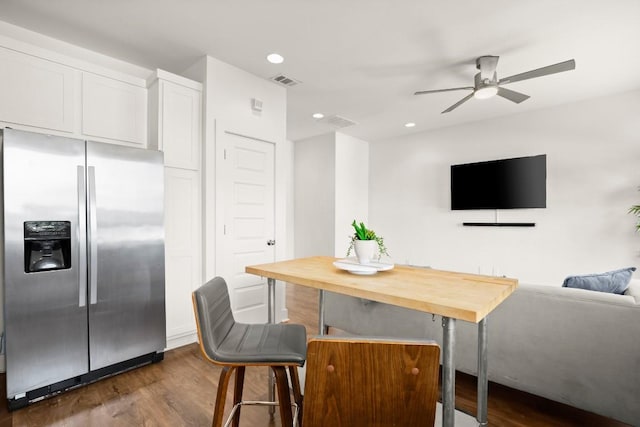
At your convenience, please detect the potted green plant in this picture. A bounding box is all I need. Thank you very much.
[347,220,389,264]
[630,201,640,232]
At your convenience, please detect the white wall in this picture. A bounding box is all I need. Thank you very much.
[370,90,640,285]
[294,133,336,257]
[334,133,369,256]
[204,56,286,143]
[294,132,371,259]
[285,140,296,260]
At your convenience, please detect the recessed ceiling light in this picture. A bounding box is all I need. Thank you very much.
[312,113,324,119]
[404,122,416,128]
[267,53,284,64]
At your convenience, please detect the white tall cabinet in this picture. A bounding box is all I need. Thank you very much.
[147,70,203,349]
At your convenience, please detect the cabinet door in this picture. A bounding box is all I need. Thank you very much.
[0,46,75,132]
[160,81,201,169]
[82,72,147,145]
[164,167,201,344]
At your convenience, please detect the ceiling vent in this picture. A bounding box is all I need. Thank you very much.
[320,114,358,129]
[270,74,301,87]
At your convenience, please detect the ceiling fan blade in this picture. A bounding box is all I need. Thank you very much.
[497,87,530,103]
[442,93,474,113]
[499,59,576,85]
[477,56,499,81]
[414,87,473,95]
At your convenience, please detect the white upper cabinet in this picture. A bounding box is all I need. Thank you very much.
[148,70,202,169]
[0,46,75,133]
[82,72,147,145]
[0,42,148,146]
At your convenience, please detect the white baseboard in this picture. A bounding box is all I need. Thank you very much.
[165,331,198,351]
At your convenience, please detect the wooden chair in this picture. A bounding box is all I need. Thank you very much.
[301,337,440,427]
[192,277,306,427]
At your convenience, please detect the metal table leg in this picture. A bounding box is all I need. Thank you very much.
[267,278,276,416]
[477,317,488,426]
[442,317,456,427]
[268,278,276,323]
[318,289,326,336]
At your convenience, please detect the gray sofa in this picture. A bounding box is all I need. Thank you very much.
[324,279,640,426]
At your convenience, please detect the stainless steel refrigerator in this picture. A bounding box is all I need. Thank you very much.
[1,128,166,409]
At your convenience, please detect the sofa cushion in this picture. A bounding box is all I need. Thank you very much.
[562,267,636,294]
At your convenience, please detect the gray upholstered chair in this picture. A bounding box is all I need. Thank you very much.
[192,277,306,427]
[301,337,440,427]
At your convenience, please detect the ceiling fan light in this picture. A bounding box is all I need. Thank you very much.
[473,86,498,99]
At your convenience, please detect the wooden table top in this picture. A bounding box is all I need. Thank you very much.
[246,256,518,323]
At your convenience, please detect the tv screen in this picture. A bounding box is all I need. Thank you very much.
[451,155,546,210]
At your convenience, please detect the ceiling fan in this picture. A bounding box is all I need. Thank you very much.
[414,56,576,113]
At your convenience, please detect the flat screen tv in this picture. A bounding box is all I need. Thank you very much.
[451,154,546,210]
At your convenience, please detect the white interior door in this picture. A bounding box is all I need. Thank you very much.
[218,131,275,323]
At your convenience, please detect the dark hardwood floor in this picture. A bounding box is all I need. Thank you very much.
[0,284,630,426]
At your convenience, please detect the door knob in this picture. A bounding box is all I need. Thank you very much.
[267,240,276,246]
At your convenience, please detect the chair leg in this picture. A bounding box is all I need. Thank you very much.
[232,366,246,427]
[212,366,235,427]
[288,365,303,426]
[273,366,294,427]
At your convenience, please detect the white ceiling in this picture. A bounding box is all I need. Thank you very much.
[2,0,639,142]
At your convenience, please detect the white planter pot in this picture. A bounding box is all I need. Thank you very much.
[354,240,378,265]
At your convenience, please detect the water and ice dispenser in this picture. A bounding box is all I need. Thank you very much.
[24,221,71,273]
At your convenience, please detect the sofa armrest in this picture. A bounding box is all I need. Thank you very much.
[624,279,640,303]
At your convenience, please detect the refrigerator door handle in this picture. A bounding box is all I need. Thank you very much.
[77,166,87,307]
[88,166,98,305]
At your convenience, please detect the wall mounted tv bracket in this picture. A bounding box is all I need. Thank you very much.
[463,222,535,227]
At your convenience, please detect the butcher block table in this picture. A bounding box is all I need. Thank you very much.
[246,256,518,427]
